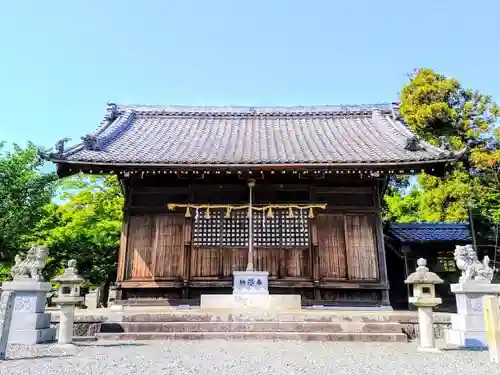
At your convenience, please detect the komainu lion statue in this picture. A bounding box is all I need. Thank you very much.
[454,244,493,283]
[10,245,49,281]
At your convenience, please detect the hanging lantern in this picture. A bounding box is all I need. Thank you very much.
[287,207,295,218]
[224,207,231,219]
[204,208,211,219]
[185,206,191,218]
[266,207,274,218]
[308,207,314,219]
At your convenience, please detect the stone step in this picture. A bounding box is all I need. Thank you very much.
[121,312,407,323]
[96,331,408,342]
[101,321,403,334]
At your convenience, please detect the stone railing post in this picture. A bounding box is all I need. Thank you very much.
[404,258,444,352]
[53,259,84,345]
[0,291,15,360]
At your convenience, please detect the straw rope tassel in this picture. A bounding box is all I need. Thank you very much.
[266,207,274,218]
[308,207,314,219]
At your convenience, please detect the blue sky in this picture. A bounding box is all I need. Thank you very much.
[0,0,499,151]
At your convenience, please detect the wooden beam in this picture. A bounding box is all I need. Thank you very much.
[120,280,184,288]
[318,281,389,289]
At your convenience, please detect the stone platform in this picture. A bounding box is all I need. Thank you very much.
[47,307,453,342]
[95,309,409,342]
[200,294,301,310]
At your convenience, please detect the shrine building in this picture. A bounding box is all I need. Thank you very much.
[47,103,461,308]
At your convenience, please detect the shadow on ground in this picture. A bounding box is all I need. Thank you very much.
[73,342,147,348]
[5,354,74,361]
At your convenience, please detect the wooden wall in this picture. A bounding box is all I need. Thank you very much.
[125,214,184,281]
[315,213,379,281]
[116,175,389,305]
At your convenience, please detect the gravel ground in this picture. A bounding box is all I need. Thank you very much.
[1,340,496,375]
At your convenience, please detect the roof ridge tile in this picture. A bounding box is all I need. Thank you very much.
[114,103,397,117]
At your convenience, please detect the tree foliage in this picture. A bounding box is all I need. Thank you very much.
[0,143,57,261]
[29,174,124,287]
[385,68,500,246]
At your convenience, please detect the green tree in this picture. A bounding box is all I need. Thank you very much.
[0,143,57,265]
[384,68,500,255]
[30,174,124,305]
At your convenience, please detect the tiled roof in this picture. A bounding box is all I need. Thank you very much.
[48,103,459,167]
[386,223,472,243]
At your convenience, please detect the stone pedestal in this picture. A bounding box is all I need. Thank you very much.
[56,304,77,344]
[417,306,438,351]
[445,282,500,348]
[85,290,99,309]
[200,270,302,310]
[1,281,56,344]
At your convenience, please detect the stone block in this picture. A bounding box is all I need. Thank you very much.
[2,281,52,293]
[450,282,500,295]
[85,290,99,310]
[13,291,47,313]
[2,281,55,344]
[450,313,486,332]
[9,312,51,330]
[200,294,301,310]
[455,294,485,316]
[445,328,487,348]
[2,281,52,314]
[108,288,116,304]
[8,327,56,345]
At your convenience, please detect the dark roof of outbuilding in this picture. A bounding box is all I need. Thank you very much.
[386,222,472,243]
[47,103,459,168]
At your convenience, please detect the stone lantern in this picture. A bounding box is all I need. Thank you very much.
[53,259,84,345]
[405,258,444,352]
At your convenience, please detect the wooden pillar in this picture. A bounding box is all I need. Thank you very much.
[115,178,131,301]
[374,182,390,306]
[311,221,321,300]
[182,218,192,300]
[402,244,411,309]
[309,186,321,301]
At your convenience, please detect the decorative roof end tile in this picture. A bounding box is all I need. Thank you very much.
[82,135,99,151]
[104,103,117,123]
[51,137,71,159]
[405,136,423,151]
